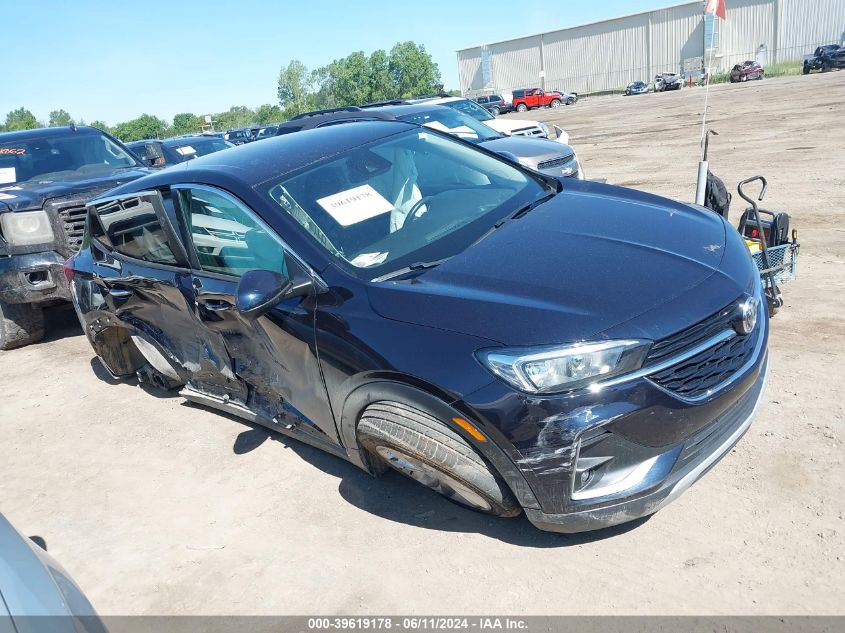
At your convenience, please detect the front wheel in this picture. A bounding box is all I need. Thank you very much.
[803,63,811,75]
[357,401,521,517]
[0,300,45,351]
[516,103,528,113]
[549,99,561,108]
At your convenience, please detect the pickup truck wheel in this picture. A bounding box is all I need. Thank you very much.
[549,99,561,108]
[490,106,500,116]
[516,103,528,113]
[0,300,46,351]
[357,401,521,517]
[822,61,832,73]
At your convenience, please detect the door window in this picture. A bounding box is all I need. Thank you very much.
[176,187,288,278]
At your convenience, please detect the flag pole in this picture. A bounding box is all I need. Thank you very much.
[695,6,719,205]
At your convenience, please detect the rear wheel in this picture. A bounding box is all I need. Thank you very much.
[357,401,521,517]
[516,103,528,113]
[490,106,500,116]
[0,300,45,351]
[549,99,561,108]
[822,61,832,73]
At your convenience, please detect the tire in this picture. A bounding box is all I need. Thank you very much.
[803,63,811,75]
[516,103,527,113]
[565,97,575,105]
[490,106,500,116]
[357,401,521,517]
[549,99,561,108]
[0,300,45,351]
[741,75,748,82]
[822,61,832,73]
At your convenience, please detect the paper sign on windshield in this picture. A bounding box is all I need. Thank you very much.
[176,146,196,156]
[0,167,16,184]
[317,184,393,227]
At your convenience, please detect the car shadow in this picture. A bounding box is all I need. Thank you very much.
[227,422,649,546]
[88,357,182,400]
[40,303,83,343]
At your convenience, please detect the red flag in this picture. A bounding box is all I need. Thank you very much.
[705,0,727,20]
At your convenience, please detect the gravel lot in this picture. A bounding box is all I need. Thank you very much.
[1,72,843,615]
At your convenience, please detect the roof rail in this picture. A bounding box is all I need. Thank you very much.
[291,106,364,120]
[359,99,410,108]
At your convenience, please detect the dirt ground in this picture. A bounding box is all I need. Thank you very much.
[1,73,843,616]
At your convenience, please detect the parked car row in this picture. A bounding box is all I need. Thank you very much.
[126,135,234,168]
[473,88,577,115]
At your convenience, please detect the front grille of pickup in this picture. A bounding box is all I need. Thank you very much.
[55,201,87,255]
[644,297,758,400]
[537,154,575,170]
[511,127,544,137]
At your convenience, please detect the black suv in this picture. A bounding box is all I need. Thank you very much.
[0,126,149,349]
[473,95,510,115]
[803,44,845,74]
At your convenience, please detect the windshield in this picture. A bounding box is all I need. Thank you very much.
[0,131,138,185]
[259,128,547,279]
[441,99,495,123]
[395,108,501,143]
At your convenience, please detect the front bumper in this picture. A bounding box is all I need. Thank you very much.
[525,357,767,532]
[0,251,71,305]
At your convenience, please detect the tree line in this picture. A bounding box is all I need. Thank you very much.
[1,41,446,143]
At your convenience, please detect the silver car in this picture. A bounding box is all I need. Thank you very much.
[0,513,107,633]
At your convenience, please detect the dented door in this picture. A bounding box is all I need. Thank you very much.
[172,185,338,443]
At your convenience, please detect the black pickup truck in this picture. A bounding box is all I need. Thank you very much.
[0,125,149,349]
[803,44,845,74]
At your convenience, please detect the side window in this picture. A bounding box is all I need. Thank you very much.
[176,187,288,278]
[93,195,178,265]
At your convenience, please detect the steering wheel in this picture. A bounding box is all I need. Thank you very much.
[401,195,434,228]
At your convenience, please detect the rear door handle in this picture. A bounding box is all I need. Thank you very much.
[107,288,133,299]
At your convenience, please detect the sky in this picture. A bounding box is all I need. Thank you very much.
[2,0,673,125]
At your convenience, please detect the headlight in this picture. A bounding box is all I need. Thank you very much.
[478,340,651,394]
[559,156,580,177]
[538,122,550,138]
[0,210,54,246]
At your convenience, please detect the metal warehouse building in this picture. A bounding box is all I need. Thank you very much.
[457,0,845,96]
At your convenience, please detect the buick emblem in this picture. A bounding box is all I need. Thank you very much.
[735,297,759,335]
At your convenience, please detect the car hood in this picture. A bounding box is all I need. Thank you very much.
[481,136,575,165]
[368,182,755,347]
[0,167,151,212]
[485,118,545,135]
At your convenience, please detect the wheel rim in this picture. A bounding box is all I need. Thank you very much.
[551,101,560,108]
[375,446,492,511]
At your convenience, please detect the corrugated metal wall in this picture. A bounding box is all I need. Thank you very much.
[457,0,845,96]
[777,0,845,61]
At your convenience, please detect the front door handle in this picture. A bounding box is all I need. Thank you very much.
[198,298,233,312]
[107,288,133,299]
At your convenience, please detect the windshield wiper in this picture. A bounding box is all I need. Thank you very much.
[472,190,557,246]
[374,259,445,282]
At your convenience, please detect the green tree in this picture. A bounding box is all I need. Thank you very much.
[171,112,201,136]
[111,114,169,142]
[368,49,395,101]
[388,41,442,98]
[48,109,74,127]
[319,51,373,107]
[4,107,39,131]
[89,120,111,134]
[215,106,255,131]
[254,104,283,124]
[277,60,312,117]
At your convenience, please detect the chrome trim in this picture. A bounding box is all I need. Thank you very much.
[594,328,736,390]
[571,455,660,501]
[170,183,328,291]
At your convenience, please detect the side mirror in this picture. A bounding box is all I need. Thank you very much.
[235,270,294,319]
[553,125,564,139]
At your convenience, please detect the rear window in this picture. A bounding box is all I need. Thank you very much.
[0,131,137,186]
[91,195,177,265]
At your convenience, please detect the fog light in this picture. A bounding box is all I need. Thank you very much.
[578,468,594,489]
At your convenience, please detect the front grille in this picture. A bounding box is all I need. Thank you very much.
[511,127,544,138]
[537,154,575,170]
[646,299,741,365]
[57,202,87,255]
[649,331,757,399]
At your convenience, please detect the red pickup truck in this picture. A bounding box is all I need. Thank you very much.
[511,88,576,112]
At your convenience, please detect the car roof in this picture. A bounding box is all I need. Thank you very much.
[162,136,218,147]
[114,120,417,191]
[0,125,105,142]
